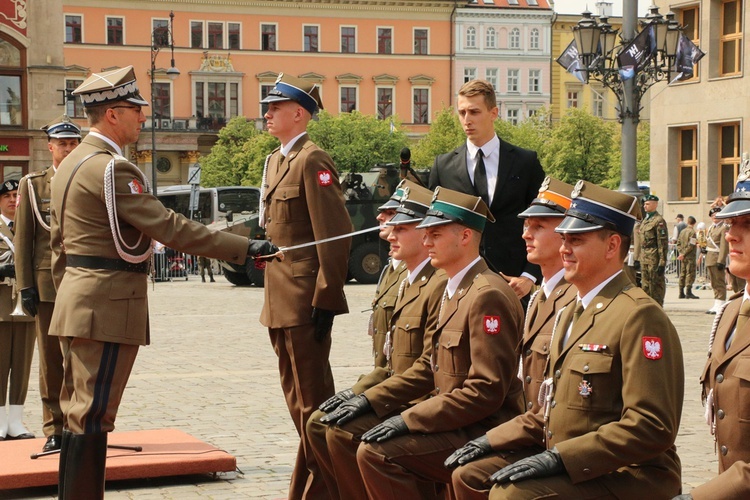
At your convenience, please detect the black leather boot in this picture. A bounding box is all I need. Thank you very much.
[678,288,685,299]
[60,431,108,500]
[686,287,700,299]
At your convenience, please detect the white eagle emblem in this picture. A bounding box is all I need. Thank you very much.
[318,171,332,186]
[484,315,500,335]
[642,337,663,360]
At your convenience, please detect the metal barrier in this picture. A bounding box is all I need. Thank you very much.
[665,242,709,287]
[152,250,222,282]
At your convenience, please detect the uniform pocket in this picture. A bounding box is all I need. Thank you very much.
[734,358,750,422]
[291,256,319,278]
[393,316,423,358]
[274,185,300,223]
[564,353,615,412]
[437,328,468,377]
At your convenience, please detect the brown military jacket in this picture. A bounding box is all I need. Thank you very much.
[521,277,577,412]
[362,261,447,416]
[260,135,352,328]
[0,220,33,322]
[15,168,56,301]
[693,294,750,499]
[400,259,524,438]
[49,134,248,346]
[705,223,728,267]
[370,259,408,369]
[486,272,684,498]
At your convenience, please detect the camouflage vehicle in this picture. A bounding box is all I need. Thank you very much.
[211,163,428,286]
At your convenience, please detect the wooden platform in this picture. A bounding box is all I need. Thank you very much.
[1,428,236,490]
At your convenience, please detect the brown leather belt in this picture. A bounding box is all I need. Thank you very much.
[66,254,149,274]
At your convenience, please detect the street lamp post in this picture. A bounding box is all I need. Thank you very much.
[150,10,180,197]
[564,1,684,197]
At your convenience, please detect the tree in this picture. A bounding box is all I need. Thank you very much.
[411,107,464,169]
[542,108,616,185]
[495,108,551,160]
[242,133,281,186]
[605,121,650,189]
[201,117,263,187]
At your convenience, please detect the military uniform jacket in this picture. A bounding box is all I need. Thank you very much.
[521,279,577,413]
[0,220,32,323]
[49,134,248,346]
[705,223,728,267]
[693,294,750,499]
[401,259,525,437]
[362,262,447,417]
[260,134,352,329]
[15,167,56,302]
[634,212,669,266]
[368,260,408,370]
[485,273,683,497]
[676,226,697,262]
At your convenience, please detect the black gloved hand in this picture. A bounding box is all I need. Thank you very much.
[657,265,665,277]
[633,261,641,271]
[717,263,726,272]
[490,448,564,484]
[319,388,355,413]
[0,264,15,279]
[361,415,408,443]
[21,287,39,317]
[320,394,372,426]
[672,495,692,500]
[312,307,335,342]
[247,239,279,258]
[444,435,492,469]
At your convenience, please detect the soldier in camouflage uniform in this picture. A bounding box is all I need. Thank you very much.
[633,194,669,306]
[677,216,699,299]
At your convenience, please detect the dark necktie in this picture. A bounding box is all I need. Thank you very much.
[727,300,750,350]
[474,149,489,206]
[7,221,13,232]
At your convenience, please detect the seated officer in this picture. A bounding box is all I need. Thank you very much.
[449,180,684,499]
[681,172,750,500]
[356,187,525,497]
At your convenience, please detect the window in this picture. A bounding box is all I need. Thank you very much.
[191,22,203,48]
[530,28,540,50]
[341,27,356,53]
[509,28,520,49]
[720,0,741,76]
[107,17,123,45]
[466,27,476,48]
[528,106,540,118]
[208,82,226,120]
[378,28,392,54]
[66,79,85,118]
[678,126,698,200]
[304,25,319,52]
[0,38,24,126]
[485,68,498,90]
[153,82,171,120]
[413,88,429,124]
[377,88,393,120]
[195,82,204,118]
[719,123,740,196]
[567,91,579,108]
[528,69,540,92]
[464,68,476,83]
[414,29,428,55]
[486,27,496,49]
[341,87,357,112]
[153,19,170,47]
[195,80,242,128]
[228,23,241,50]
[506,108,519,125]
[678,7,699,79]
[507,69,519,92]
[229,83,239,118]
[260,84,274,117]
[65,15,82,43]
[262,24,276,51]
[592,89,604,117]
[208,22,223,49]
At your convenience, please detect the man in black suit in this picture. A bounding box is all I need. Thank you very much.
[429,80,545,299]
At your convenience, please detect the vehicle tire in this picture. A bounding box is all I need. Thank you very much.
[247,261,265,288]
[223,268,252,286]
[349,241,382,284]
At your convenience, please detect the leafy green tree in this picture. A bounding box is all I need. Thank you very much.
[542,107,616,185]
[201,117,262,187]
[605,121,651,189]
[242,133,280,186]
[411,107,464,169]
[495,108,551,161]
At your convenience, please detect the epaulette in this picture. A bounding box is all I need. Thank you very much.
[25,170,47,178]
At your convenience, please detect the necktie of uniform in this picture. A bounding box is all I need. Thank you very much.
[727,300,750,350]
[7,221,12,232]
[474,149,489,206]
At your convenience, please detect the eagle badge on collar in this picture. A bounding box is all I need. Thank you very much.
[483,315,500,335]
[317,170,332,187]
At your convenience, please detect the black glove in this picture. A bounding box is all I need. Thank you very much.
[320,394,372,426]
[633,261,641,271]
[672,495,692,500]
[247,239,279,258]
[311,307,335,342]
[490,448,565,484]
[361,415,408,443]
[0,264,15,279]
[657,265,665,276]
[444,435,492,469]
[319,388,355,413]
[21,287,39,318]
[717,263,726,272]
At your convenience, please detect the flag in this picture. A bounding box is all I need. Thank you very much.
[556,39,587,84]
[617,25,655,81]
[389,119,395,134]
[672,33,705,81]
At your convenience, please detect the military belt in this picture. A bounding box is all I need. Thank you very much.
[66,255,149,274]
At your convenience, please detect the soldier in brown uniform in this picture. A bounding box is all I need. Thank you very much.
[677,216,700,299]
[356,187,525,497]
[50,66,255,499]
[317,182,447,498]
[449,181,684,500]
[259,73,352,499]
[705,207,729,314]
[305,185,406,499]
[0,180,37,441]
[15,115,81,452]
[679,174,750,500]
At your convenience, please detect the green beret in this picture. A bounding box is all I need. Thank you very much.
[643,194,659,202]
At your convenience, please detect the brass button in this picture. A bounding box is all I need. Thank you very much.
[583,468,591,474]
[583,364,590,372]
[527,401,533,409]
[551,400,556,408]
[525,349,532,356]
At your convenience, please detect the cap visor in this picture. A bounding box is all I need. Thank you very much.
[416,215,453,230]
[716,200,750,219]
[378,199,401,211]
[387,212,424,226]
[554,215,604,234]
[518,205,566,218]
[260,94,291,104]
[127,93,149,107]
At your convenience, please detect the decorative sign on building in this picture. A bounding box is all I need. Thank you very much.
[199,52,235,73]
[0,0,27,35]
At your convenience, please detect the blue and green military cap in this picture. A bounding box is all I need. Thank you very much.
[260,73,323,117]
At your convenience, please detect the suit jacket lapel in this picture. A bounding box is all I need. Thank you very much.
[447,145,475,195]
[528,281,573,341]
[491,137,514,207]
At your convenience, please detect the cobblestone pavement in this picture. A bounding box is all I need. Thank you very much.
[3,276,725,499]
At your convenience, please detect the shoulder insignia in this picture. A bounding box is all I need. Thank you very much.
[113,153,128,162]
[128,178,144,194]
[26,170,47,178]
[642,336,663,360]
[317,170,332,187]
[484,315,501,335]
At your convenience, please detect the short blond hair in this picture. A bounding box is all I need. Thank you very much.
[458,80,497,110]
